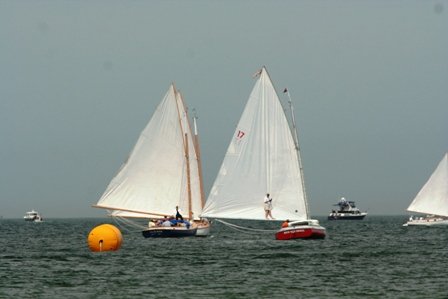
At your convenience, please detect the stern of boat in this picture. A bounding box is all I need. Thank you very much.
[193,219,211,237]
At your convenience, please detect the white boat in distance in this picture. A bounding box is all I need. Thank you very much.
[94,84,210,237]
[403,152,448,226]
[24,210,43,222]
[201,67,325,240]
[328,197,367,220]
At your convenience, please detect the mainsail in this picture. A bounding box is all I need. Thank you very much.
[95,84,203,220]
[201,67,308,221]
[406,153,448,217]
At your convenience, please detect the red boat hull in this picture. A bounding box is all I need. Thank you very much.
[275,226,326,240]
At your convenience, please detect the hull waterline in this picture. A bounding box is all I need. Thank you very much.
[328,214,367,220]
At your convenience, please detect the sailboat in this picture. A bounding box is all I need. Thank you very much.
[94,84,210,237]
[403,152,448,227]
[201,67,325,240]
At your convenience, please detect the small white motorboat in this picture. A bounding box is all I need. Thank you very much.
[24,210,43,222]
[328,198,367,220]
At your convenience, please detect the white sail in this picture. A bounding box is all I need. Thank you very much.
[96,84,203,219]
[407,153,448,217]
[201,67,308,221]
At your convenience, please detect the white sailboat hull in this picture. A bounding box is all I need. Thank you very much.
[403,217,448,227]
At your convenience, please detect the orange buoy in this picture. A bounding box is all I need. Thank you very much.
[87,224,122,252]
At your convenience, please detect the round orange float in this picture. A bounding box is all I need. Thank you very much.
[87,224,122,252]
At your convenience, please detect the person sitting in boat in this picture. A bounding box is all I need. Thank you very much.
[156,216,169,226]
[264,193,274,220]
[183,220,191,229]
[281,219,290,228]
[162,219,173,227]
[175,206,184,221]
[169,216,180,226]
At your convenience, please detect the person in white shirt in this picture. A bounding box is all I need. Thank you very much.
[264,193,274,219]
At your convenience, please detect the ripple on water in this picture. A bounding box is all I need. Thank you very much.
[1,217,448,298]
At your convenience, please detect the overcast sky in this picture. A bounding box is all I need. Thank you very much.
[1,1,447,218]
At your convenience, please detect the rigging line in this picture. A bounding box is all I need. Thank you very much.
[222,224,261,235]
[216,219,278,233]
[112,216,147,232]
[112,217,141,232]
[221,223,264,235]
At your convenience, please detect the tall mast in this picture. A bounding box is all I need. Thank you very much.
[174,85,193,220]
[285,88,310,219]
[192,109,206,209]
[184,132,193,220]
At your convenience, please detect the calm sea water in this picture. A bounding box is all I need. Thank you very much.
[1,216,447,298]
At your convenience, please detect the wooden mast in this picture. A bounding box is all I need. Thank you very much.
[174,89,193,219]
[174,85,193,220]
[192,109,206,209]
[184,132,193,220]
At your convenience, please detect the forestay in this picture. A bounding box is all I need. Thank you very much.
[407,153,448,217]
[202,67,308,221]
[95,84,203,220]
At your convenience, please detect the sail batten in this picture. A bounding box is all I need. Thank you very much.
[201,67,308,221]
[406,153,448,217]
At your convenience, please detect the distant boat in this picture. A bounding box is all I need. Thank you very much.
[94,84,210,237]
[403,152,448,227]
[201,67,325,240]
[24,210,43,222]
[328,197,367,220]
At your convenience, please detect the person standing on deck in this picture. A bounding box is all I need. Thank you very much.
[264,193,274,220]
[175,206,183,221]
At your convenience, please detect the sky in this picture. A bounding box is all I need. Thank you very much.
[1,0,447,218]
